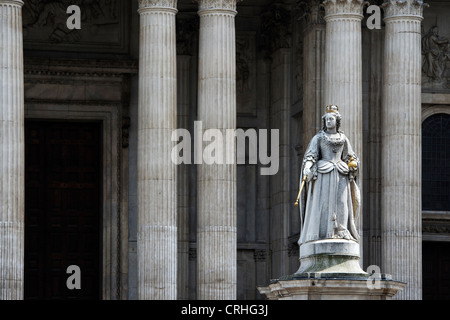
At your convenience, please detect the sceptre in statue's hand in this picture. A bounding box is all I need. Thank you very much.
[294,175,307,206]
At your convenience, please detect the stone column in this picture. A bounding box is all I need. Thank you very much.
[196,0,240,300]
[0,0,24,300]
[381,0,426,300]
[137,0,178,300]
[300,0,325,148]
[322,0,365,250]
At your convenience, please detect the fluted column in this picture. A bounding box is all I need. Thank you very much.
[300,0,325,149]
[137,0,178,300]
[196,0,240,300]
[0,0,24,300]
[381,0,426,300]
[322,0,364,247]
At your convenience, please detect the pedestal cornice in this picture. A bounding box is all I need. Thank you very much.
[381,0,427,21]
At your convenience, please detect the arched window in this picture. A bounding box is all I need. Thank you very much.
[422,113,450,211]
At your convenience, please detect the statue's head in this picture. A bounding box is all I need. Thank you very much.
[322,105,342,132]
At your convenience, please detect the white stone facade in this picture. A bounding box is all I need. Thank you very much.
[0,0,449,300]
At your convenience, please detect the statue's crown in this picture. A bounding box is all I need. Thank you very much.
[326,105,339,113]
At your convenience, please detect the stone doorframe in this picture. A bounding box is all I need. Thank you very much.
[24,57,138,299]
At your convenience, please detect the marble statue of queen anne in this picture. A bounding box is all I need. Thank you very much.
[297,105,360,246]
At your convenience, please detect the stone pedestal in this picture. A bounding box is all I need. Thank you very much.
[295,239,367,276]
[258,239,406,300]
[258,276,406,300]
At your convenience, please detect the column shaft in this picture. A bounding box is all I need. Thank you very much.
[323,0,364,248]
[196,0,238,300]
[0,0,24,300]
[301,0,325,149]
[381,0,426,300]
[137,0,178,300]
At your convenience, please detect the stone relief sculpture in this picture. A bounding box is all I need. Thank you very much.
[23,0,120,44]
[422,25,450,84]
[293,105,365,277]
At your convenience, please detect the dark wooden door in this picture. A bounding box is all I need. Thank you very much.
[423,241,450,300]
[25,121,102,300]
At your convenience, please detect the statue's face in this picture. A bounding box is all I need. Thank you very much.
[325,114,337,130]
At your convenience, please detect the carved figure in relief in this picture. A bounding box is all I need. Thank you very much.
[422,25,450,81]
[23,0,119,43]
[296,105,360,246]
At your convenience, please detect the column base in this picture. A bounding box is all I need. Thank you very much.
[257,276,406,300]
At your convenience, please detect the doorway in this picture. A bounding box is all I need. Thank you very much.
[24,120,102,300]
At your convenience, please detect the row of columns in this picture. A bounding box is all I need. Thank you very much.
[137,0,239,300]
[0,0,426,300]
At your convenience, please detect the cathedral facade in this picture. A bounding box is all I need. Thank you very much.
[0,0,449,300]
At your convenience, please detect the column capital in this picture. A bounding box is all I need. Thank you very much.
[297,0,325,29]
[381,0,428,21]
[196,0,243,14]
[322,0,365,20]
[137,0,177,12]
[0,0,23,7]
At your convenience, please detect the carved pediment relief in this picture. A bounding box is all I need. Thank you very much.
[23,0,129,53]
